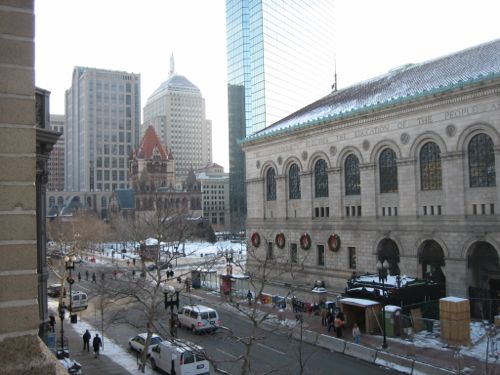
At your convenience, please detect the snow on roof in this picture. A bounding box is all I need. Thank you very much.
[440,296,468,303]
[355,274,415,287]
[384,305,401,312]
[242,39,500,144]
[339,297,380,307]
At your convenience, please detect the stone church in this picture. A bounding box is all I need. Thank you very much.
[241,39,500,305]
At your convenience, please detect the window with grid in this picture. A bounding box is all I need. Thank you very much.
[469,133,496,187]
[314,159,328,197]
[289,163,301,199]
[266,167,276,201]
[379,148,398,193]
[420,142,442,190]
[345,154,360,195]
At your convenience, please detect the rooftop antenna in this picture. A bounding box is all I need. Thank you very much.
[331,54,338,92]
[169,53,175,77]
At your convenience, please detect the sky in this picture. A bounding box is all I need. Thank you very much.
[35,0,500,171]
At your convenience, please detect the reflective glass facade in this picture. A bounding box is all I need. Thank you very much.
[226,0,335,228]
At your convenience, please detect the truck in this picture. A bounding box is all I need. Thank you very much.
[149,339,210,375]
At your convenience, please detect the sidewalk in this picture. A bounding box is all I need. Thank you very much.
[186,285,491,375]
[48,304,153,375]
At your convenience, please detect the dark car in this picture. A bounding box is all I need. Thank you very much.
[147,263,171,271]
[48,283,66,298]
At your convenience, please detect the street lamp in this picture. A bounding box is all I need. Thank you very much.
[64,255,76,312]
[164,285,180,338]
[376,259,390,349]
[225,249,233,276]
[57,302,67,358]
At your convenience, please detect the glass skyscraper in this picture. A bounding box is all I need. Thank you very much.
[226,0,335,229]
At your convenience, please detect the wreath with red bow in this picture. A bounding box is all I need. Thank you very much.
[251,232,261,248]
[328,233,341,252]
[300,233,311,250]
[275,232,286,249]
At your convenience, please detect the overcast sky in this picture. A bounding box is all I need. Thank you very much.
[35,0,500,170]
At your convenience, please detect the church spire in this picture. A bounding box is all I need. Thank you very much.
[169,53,175,77]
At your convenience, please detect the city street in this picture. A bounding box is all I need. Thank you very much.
[49,255,396,374]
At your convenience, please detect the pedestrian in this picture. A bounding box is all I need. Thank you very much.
[101,272,105,281]
[327,311,335,333]
[78,272,81,282]
[92,333,102,358]
[132,269,136,279]
[132,258,136,266]
[91,272,96,283]
[49,314,55,333]
[85,270,89,281]
[82,329,91,352]
[352,323,361,344]
[321,307,328,326]
[335,311,345,338]
[113,269,117,278]
[292,296,298,313]
[127,259,130,267]
[247,290,252,306]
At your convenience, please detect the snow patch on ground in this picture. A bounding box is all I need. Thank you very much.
[48,300,154,374]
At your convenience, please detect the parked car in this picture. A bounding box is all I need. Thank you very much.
[147,262,171,271]
[177,305,221,333]
[150,339,210,375]
[58,357,82,375]
[48,284,66,298]
[129,333,163,355]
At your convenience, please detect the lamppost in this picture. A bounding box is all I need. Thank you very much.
[164,285,180,338]
[57,302,66,358]
[376,259,389,349]
[65,255,76,311]
[224,249,233,276]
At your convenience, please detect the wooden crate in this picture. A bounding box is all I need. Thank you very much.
[439,297,470,346]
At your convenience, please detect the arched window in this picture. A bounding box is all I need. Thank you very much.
[314,159,328,198]
[49,196,55,208]
[289,163,301,199]
[266,168,276,201]
[420,142,442,190]
[469,133,496,187]
[379,148,398,193]
[345,154,360,195]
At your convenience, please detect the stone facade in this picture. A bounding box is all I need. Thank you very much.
[0,0,65,372]
[242,41,500,300]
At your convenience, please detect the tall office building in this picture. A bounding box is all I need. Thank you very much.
[226,0,336,229]
[143,55,212,185]
[65,67,141,192]
[47,114,65,191]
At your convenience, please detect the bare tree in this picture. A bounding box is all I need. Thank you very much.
[102,195,224,372]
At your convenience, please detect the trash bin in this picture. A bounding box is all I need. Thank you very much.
[384,305,401,337]
[70,314,77,324]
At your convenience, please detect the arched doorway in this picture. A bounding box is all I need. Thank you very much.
[467,241,500,320]
[376,238,400,275]
[418,240,446,285]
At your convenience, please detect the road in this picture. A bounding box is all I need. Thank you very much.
[53,256,396,375]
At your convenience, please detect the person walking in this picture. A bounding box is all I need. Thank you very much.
[335,311,345,338]
[82,329,91,352]
[49,315,56,333]
[352,323,361,344]
[247,290,252,306]
[321,307,328,326]
[77,272,81,283]
[92,333,102,358]
[327,311,335,333]
[85,270,89,281]
[91,272,96,283]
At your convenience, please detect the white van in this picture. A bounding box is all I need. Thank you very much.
[69,291,88,311]
[178,305,221,333]
[150,339,210,375]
